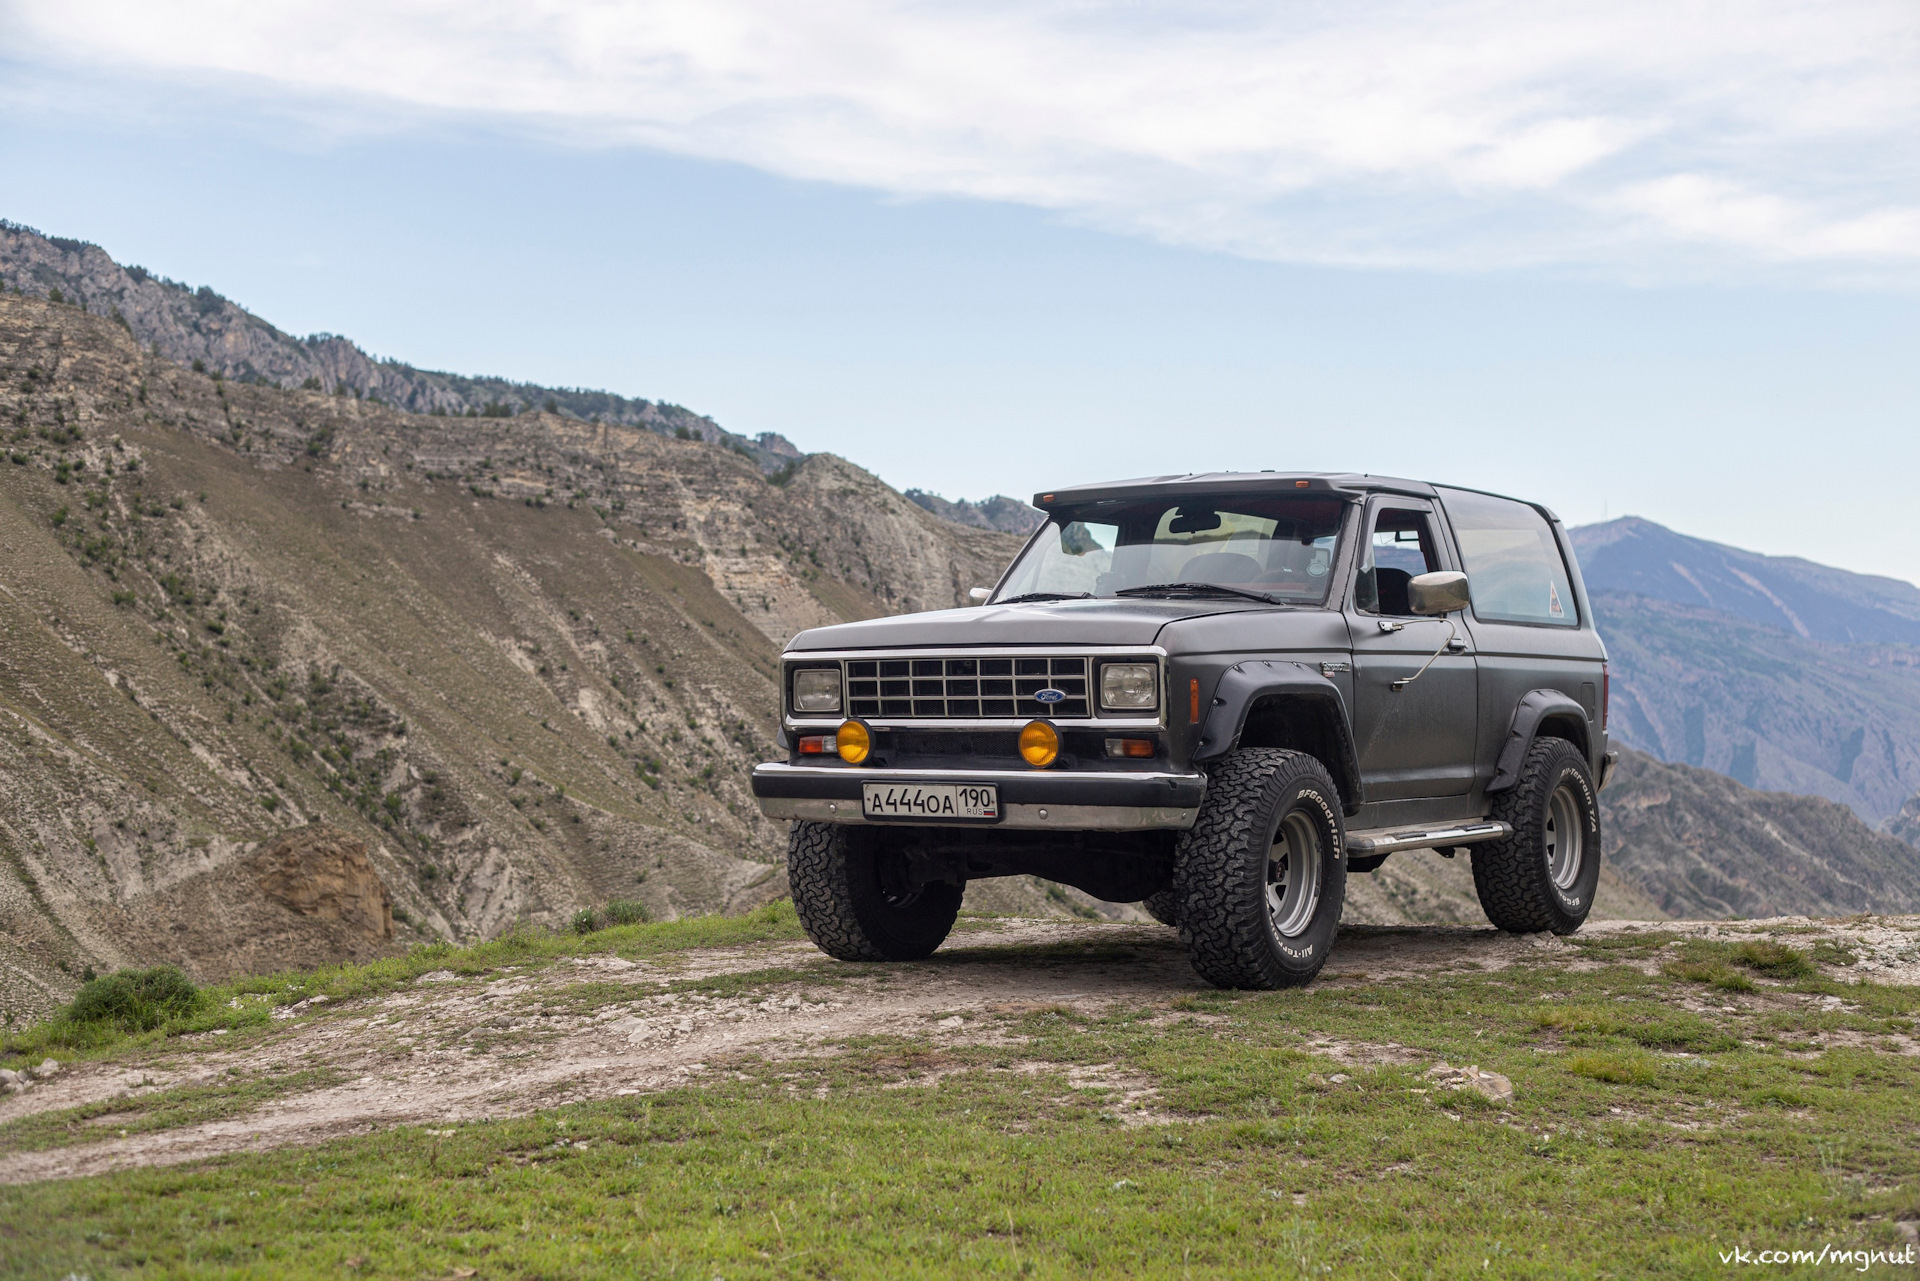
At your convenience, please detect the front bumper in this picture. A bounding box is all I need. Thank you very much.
[750,763,1207,831]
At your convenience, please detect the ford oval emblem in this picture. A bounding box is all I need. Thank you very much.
[1035,688,1067,704]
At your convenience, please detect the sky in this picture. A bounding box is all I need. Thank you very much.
[3,1,1918,584]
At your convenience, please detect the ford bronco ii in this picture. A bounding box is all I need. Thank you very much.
[752,472,1616,988]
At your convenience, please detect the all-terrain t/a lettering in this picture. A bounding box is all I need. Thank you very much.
[754,472,1616,988]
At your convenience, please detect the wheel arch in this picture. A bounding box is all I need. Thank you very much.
[1192,662,1362,813]
[1488,689,1593,793]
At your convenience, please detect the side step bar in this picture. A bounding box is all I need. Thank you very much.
[1345,820,1512,856]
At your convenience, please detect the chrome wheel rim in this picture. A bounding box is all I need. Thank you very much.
[1266,810,1323,939]
[1546,782,1585,891]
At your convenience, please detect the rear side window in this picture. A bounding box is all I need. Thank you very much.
[1439,489,1578,627]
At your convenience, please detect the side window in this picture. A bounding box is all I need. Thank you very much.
[1354,508,1441,615]
[1439,488,1577,627]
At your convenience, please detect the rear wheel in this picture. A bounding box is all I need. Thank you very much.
[1140,888,1181,928]
[787,822,962,961]
[1472,737,1601,934]
[1175,749,1346,989]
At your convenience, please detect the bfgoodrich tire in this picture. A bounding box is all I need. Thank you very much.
[1472,737,1601,935]
[1174,749,1346,989]
[1140,888,1181,928]
[787,822,962,962]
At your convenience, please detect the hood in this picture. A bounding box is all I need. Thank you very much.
[786,598,1263,651]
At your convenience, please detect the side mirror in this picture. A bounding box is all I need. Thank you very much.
[1408,571,1470,615]
[968,587,991,604]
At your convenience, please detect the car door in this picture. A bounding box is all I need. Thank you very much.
[1344,498,1479,800]
[1434,487,1605,785]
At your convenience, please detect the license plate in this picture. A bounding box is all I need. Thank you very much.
[861,783,1000,822]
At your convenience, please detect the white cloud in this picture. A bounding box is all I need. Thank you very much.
[10,0,1920,274]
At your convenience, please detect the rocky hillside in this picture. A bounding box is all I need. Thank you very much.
[0,291,1026,1017]
[1587,591,1920,824]
[0,222,801,473]
[1566,517,1920,826]
[1890,792,1920,847]
[904,490,1045,535]
[1601,748,1920,917]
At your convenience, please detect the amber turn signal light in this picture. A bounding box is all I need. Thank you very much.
[1104,737,1155,758]
[1019,720,1060,768]
[835,719,872,765]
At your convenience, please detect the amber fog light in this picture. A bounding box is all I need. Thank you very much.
[1018,720,1060,768]
[836,719,872,765]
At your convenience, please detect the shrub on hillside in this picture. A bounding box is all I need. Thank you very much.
[67,966,200,1031]
[603,900,650,926]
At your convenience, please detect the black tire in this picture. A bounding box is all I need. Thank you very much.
[1140,888,1181,928]
[1174,749,1347,989]
[1472,737,1601,935]
[786,822,962,961]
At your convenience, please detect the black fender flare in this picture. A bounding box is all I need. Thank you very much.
[1193,660,1363,810]
[1487,689,1592,792]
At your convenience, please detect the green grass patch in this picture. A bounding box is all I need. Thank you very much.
[0,1068,344,1155]
[8,957,1920,1279]
[1564,1051,1658,1085]
[0,902,806,1071]
[1531,1005,1738,1053]
[1728,940,1817,980]
[1664,938,1818,990]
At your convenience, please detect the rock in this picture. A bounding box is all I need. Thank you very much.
[35,1059,59,1078]
[252,826,393,939]
[0,1069,16,1086]
[1327,1073,1352,1085]
[1425,1061,1514,1104]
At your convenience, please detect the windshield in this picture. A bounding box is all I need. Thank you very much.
[992,495,1348,606]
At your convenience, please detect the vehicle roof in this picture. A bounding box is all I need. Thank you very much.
[1032,471,1438,510]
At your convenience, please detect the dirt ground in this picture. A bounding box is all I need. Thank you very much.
[3,914,1917,1185]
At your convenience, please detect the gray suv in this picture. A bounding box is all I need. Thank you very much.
[752,473,1616,988]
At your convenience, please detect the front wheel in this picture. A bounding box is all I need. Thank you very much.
[1472,737,1602,934]
[1174,749,1347,989]
[787,822,962,961]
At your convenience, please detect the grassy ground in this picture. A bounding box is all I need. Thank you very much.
[2,924,1918,1277]
[0,903,810,1072]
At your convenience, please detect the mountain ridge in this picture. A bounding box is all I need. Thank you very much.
[1563,518,1920,826]
[1570,515,1920,646]
[0,220,802,474]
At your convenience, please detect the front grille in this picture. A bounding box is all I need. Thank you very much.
[847,656,1090,719]
[889,730,1021,757]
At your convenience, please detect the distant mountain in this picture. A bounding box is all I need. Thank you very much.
[905,490,1045,535]
[1601,748,1920,917]
[0,220,802,473]
[1590,592,1920,823]
[1890,792,1920,848]
[1565,518,1920,825]
[1572,516,1920,646]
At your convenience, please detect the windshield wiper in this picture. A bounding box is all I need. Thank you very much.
[1113,582,1284,605]
[995,591,1094,605]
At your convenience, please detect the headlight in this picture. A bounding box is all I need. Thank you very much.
[791,668,842,714]
[1100,663,1158,711]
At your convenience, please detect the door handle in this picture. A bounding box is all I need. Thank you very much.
[1446,637,1469,653]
